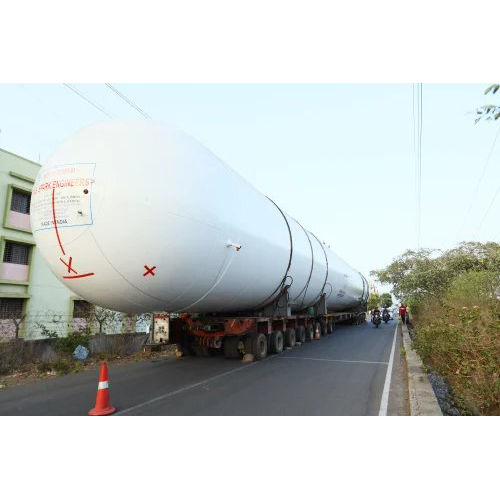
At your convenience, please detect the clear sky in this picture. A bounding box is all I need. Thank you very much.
[1,84,499,293]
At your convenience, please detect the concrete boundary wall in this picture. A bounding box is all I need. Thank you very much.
[401,323,442,416]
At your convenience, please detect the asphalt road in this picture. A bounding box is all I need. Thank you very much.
[0,319,409,415]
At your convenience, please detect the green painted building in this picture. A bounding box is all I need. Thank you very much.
[1,147,152,340]
[0,148,90,339]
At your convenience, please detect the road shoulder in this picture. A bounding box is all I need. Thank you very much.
[401,323,442,416]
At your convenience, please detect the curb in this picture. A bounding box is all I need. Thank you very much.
[401,323,442,416]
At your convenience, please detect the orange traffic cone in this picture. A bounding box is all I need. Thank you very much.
[88,362,116,416]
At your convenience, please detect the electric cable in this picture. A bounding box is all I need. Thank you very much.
[475,183,500,238]
[104,83,151,119]
[457,124,500,241]
[62,84,114,118]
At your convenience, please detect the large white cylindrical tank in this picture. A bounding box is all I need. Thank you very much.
[30,120,368,314]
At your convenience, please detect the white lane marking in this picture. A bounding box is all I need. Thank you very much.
[98,381,109,390]
[378,325,398,416]
[279,356,388,365]
[115,362,259,415]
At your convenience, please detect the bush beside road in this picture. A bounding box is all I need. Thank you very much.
[0,333,176,390]
[372,242,500,416]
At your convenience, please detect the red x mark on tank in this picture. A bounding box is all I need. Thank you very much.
[144,265,156,276]
[60,256,78,274]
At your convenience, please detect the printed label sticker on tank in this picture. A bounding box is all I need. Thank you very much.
[31,163,96,280]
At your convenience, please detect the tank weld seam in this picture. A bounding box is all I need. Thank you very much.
[253,196,293,311]
[303,231,329,310]
[292,217,315,310]
[173,249,236,313]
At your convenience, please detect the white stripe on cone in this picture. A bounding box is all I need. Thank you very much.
[98,381,109,390]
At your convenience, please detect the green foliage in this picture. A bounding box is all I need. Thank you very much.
[37,323,59,339]
[379,293,393,307]
[72,361,84,373]
[52,359,71,375]
[373,242,500,415]
[54,330,91,354]
[367,292,380,310]
[371,242,500,303]
[476,83,500,123]
[414,295,499,415]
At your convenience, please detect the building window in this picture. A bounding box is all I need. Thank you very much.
[10,189,31,214]
[3,241,30,265]
[73,300,91,318]
[0,298,24,319]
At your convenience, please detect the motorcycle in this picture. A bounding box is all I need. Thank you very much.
[382,311,390,323]
[372,312,382,328]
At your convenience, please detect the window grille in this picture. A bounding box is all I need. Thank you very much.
[73,300,91,318]
[10,189,31,214]
[3,241,30,265]
[0,298,24,319]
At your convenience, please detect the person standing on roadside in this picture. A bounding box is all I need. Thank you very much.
[399,303,407,324]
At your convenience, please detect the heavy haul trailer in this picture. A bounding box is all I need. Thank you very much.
[170,308,367,360]
[170,287,368,360]
[30,120,370,348]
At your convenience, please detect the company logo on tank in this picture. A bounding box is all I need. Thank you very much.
[31,163,95,232]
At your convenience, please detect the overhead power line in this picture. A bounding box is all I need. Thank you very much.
[475,183,500,238]
[412,83,423,249]
[63,83,114,119]
[105,83,151,119]
[456,123,500,241]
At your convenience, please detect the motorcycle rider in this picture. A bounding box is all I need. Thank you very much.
[382,305,390,321]
[371,306,381,322]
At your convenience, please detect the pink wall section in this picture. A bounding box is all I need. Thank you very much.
[7,210,31,231]
[0,263,29,281]
[0,319,16,339]
[72,318,88,332]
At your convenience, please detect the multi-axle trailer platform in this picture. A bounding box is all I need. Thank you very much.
[169,293,367,360]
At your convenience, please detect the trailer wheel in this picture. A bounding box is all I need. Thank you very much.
[305,324,314,341]
[248,333,268,360]
[319,319,327,336]
[270,330,284,354]
[284,328,296,348]
[296,326,306,343]
[327,320,334,334]
[224,336,241,359]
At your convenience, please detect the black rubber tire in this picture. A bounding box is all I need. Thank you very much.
[327,320,334,334]
[305,324,314,341]
[223,336,241,359]
[319,319,328,336]
[284,328,296,348]
[249,332,268,360]
[296,326,306,343]
[270,330,284,354]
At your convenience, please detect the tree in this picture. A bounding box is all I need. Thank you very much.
[475,84,500,123]
[92,306,120,335]
[367,292,380,311]
[12,314,26,340]
[379,293,393,308]
[371,242,500,303]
